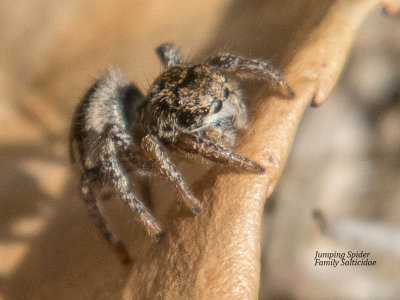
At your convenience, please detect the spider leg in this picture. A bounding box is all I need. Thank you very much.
[206,54,295,99]
[170,133,265,174]
[81,169,131,264]
[99,127,163,241]
[156,43,184,68]
[141,134,202,215]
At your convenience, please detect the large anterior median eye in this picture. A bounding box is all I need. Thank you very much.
[213,100,223,113]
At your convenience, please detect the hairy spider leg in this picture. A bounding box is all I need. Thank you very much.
[99,127,163,243]
[171,133,265,174]
[141,135,202,215]
[206,54,295,99]
[156,43,185,68]
[81,168,131,264]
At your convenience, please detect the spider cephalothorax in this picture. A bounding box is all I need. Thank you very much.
[70,43,294,263]
[143,64,246,147]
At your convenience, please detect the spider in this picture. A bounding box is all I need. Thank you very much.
[69,43,294,263]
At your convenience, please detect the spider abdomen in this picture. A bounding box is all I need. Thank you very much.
[70,69,145,170]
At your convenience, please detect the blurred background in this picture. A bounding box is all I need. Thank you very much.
[0,1,399,299]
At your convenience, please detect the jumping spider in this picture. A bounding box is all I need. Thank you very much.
[70,43,294,263]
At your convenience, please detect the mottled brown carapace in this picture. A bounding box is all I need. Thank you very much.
[69,43,294,263]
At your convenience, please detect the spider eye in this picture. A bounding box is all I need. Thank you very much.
[224,87,230,98]
[213,100,223,113]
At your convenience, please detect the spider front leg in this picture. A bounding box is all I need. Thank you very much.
[99,127,163,242]
[206,54,295,99]
[156,43,184,68]
[81,168,131,264]
[141,135,202,215]
[170,133,265,174]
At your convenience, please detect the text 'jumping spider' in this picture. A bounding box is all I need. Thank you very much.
[70,43,294,263]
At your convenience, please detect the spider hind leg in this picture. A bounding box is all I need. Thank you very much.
[81,169,131,264]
